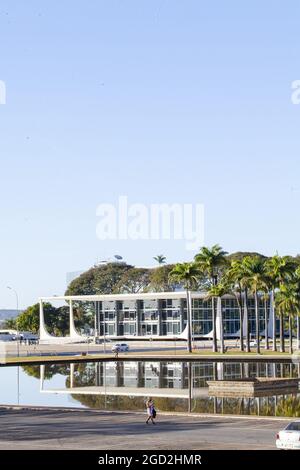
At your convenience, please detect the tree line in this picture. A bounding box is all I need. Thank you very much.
[5,246,300,354]
[169,245,300,354]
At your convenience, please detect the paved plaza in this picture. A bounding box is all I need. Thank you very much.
[0,408,287,450]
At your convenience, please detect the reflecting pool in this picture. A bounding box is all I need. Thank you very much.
[1,360,300,417]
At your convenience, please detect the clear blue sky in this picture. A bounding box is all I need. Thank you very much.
[1,1,300,308]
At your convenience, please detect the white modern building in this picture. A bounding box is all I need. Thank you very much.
[39,291,276,344]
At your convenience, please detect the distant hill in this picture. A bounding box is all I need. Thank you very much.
[0,309,21,326]
[227,252,267,261]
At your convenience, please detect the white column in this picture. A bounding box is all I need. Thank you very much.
[243,295,248,340]
[188,290,193,345]
[69,299,84,339]
[177,297,189,340]
[268,291,275,339]
[217,362,224,380]
[40,364,45,391]
[215,297,223,341]
[70,363,75,389]
[297,316,300,350]
[39,300,53,340]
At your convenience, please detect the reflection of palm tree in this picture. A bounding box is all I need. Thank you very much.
[275,396,300,418]
[150,364,160,376]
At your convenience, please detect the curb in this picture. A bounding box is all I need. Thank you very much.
[0,404,291,422]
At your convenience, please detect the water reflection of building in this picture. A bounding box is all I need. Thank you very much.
[40,361,299,397]
[38,361,300,417]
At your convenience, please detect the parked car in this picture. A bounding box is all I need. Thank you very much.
[276,421,300,449]
[111,343,129,352]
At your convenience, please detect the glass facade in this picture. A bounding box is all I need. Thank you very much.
[139,299,159,336]
[190,298,213,336]
[118,300,137,336]
[94,294,274,338]
[222,298,240,335]
[161,299,181,336]
[102,301,116,336]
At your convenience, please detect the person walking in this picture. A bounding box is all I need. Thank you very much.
[145,397,156,425]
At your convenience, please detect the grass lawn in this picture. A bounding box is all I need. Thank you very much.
[1,348,293,365]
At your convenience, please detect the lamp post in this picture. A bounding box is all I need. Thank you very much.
[103,316,106,354]
[7,286,20,406]
[7,286,19,357]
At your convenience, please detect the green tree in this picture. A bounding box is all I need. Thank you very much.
[194,245,228,352]
[206,283,227,353]
[15,303,56,334]
[149,264,176,292]
[242,256,268,354]
[295,267,300,350]
[266,255,297,352]
[22,364,69,380]
[52,305,71,336]
[194,244,228,287]
[260,287,270,350]
[2,318,17,329]
[224,260,248,352]
[66,262,133,295]
[227,252,267,262]
[113,268,150,293]
[276,283,300,354]
[13,303,71,336]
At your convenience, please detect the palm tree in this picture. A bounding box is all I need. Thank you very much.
[261,287,270,350]
[295,267,300,350]
[169,262,200,353]
[206,283,227,353]
[297,313,300,351]
[266,255,297,352]
[276,284,300,354]
[194,245,228,352]
[242,256,267,354]
[225,260,247,352]
[194,244,228,286]
[153,255,166,265]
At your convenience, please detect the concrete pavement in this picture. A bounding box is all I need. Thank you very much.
[0,408,287,450]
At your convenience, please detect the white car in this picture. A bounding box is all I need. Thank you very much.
[111,343,129,352]
[236,339,258,348]
[276,421,300,449]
